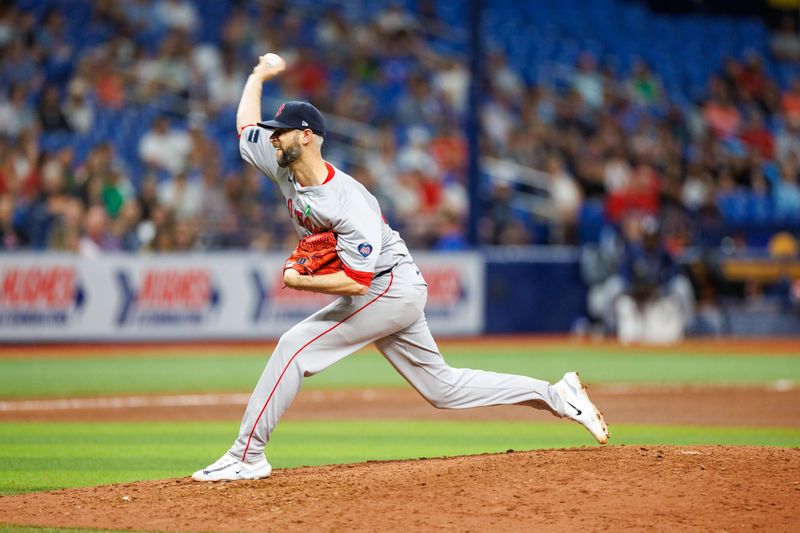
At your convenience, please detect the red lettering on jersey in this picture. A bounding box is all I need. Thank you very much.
[287,199,325,233]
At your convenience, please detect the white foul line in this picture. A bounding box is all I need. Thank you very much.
[0,393,252,412]
[0,381,794,412]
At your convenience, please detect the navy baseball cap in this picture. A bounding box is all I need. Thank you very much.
[259,101,326,137]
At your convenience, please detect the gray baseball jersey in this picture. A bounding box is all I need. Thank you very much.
[228,124,563,463]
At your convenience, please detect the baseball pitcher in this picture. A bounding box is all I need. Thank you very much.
[192,53,609,481]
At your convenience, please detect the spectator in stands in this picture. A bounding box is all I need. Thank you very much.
[782,77,800,126]
[479,181,532,245]
[157,170,202,222]
[101,168,135,219]
[487,49,525,103]
[362,123,400,193]
[288,45,330,104]
[16,153,70,249]
[112,198,144,252]
[626,58,663,108]
[0,194,20,249]
[748,165,772,222]
[62,77,95,135]
[603,147,633,196]
[776,117,800,164]
[0,40,41,92]
[739,107,774,159]
[173,219,198,251]
[432,56,469,114]
[0,5,22,48]
[149,210,176,252]
[376,3,421,36]
[37,85,70,132]
[606,159,660,223]
[571,52,604,110]
[395,73,444,127]
[703,77,742,139]
[90,51,126,110]
[681,164,714,213]
[545,153,583,244]
[774,161,800,220]
[434,207,467,250]
[149,30,193,113]
[154,0,199,34]
[0,84,38,137]
[138,115,192,176]
[207,52,246,113]
[47,196,83,253]
[192,163,231,249]
[7,130,42,204]
[481,89,518,152]
[739,52,768,106]
[770,14,800,62]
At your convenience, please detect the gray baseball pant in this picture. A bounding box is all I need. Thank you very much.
[229,261,562,462]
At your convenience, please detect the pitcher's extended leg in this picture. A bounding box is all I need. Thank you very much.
[374,313,563,413]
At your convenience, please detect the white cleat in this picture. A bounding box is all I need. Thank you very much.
[191,452,272,481]
[553,371,609,444]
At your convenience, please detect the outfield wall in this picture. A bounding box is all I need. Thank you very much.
[0,251,489,342]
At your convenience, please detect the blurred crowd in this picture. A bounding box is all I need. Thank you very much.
[481,48,800,251]
[1,0,799,258]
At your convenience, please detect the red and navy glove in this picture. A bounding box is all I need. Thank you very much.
[284,232,342,276]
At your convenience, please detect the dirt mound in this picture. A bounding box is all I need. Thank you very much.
[1,446,797,532]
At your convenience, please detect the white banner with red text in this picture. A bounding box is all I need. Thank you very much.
[0,251,484,341]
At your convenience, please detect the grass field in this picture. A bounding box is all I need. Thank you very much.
[1,341,799,501]
[1,345,799,398]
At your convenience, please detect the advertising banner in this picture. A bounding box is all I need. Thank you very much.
[0,251,483,342]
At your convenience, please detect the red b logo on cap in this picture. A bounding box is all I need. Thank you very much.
[275,103,285,118]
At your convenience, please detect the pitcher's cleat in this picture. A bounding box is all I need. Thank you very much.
[191,452,272,481]
[553,371,609,444]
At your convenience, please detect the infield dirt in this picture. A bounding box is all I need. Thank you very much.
[0,446,797,532]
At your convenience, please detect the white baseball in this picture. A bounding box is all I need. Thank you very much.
[262,53,283,67]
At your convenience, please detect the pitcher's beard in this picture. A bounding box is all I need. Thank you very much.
[277,144,302,167]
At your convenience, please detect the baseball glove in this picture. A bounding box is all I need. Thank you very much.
[284,231,342,276]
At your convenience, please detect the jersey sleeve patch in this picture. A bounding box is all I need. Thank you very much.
[246,128,260,143]
[357,243,373,257]
[237,124,259,139]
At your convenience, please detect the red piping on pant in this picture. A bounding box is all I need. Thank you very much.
[240,273,394,460]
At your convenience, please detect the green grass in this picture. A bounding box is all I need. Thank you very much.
[1,346,799,398]
[1,420,798,496]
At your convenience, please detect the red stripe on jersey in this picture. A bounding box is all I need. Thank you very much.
[237,124,259,138]
[342,262,373,286]
[322,162,335,184]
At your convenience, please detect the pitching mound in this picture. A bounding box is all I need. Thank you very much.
[1,446,797,531]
